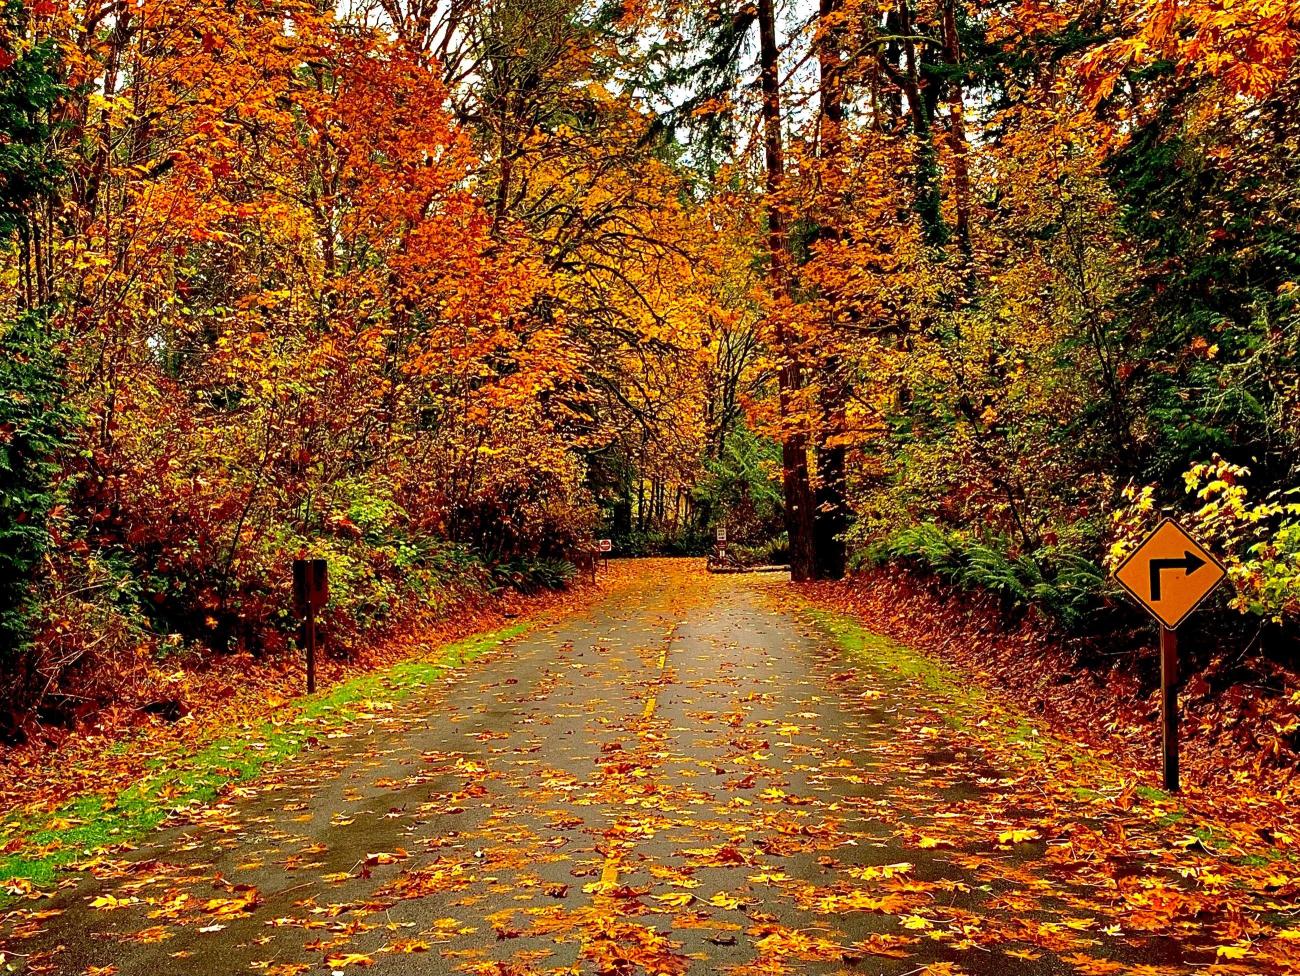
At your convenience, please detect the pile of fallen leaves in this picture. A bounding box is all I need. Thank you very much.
[795,566,1300,799]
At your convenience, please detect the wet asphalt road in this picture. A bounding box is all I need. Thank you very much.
[0,561,1198,974]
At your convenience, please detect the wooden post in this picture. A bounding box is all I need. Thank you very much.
[293,558,327,695]
[1160,625,1179,792]
[305,600,317,694]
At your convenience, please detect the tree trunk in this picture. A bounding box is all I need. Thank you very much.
[758,0,816,581]
[895,2,948,246]
[941,0,972,258]
[812,0,848,580]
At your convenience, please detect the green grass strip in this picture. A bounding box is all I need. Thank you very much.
[801,605,1165,793]
[799,605,1300,871]
[0,622,528,896]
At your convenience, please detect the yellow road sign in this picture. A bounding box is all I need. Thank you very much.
[1113,519,1227,630]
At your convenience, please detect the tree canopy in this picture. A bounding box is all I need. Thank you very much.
[2,0,1299,720]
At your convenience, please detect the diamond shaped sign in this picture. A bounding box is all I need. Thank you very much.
[1113,519,1227,629]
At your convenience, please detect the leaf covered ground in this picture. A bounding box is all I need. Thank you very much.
[794,567,1300,796]
[3,560,1300,975]
[0,577,617,897]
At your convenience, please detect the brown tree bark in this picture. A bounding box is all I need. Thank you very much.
[941,0,972,258]
[758,0,816,581]
[888,1,948,246]
[812,0,848,580]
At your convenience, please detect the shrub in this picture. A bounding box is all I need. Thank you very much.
[726,534,790,567]
[863,523,1108,629]
[0,312,80,673]
[613,528,710,557]
[489,557,577,594]
[1110,457,1300,623]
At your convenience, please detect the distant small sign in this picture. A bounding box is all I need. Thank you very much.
[598,538,612,552]
[716,527,727,543]
[292,558,329,615]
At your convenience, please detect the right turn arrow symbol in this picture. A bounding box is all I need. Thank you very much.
[1148,550,1206,602]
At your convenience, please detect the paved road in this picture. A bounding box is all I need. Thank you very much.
[0,561,1265,974]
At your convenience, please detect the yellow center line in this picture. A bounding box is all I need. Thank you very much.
[600,856,620,887]
[606,626,680,888]
[641,639,672,718]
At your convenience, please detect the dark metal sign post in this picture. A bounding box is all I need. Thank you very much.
[1159,626,1179,792]
[293,558,329,694]
[1112,519,1226,793]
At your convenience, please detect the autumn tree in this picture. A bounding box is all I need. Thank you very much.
[5,0,1300,721]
